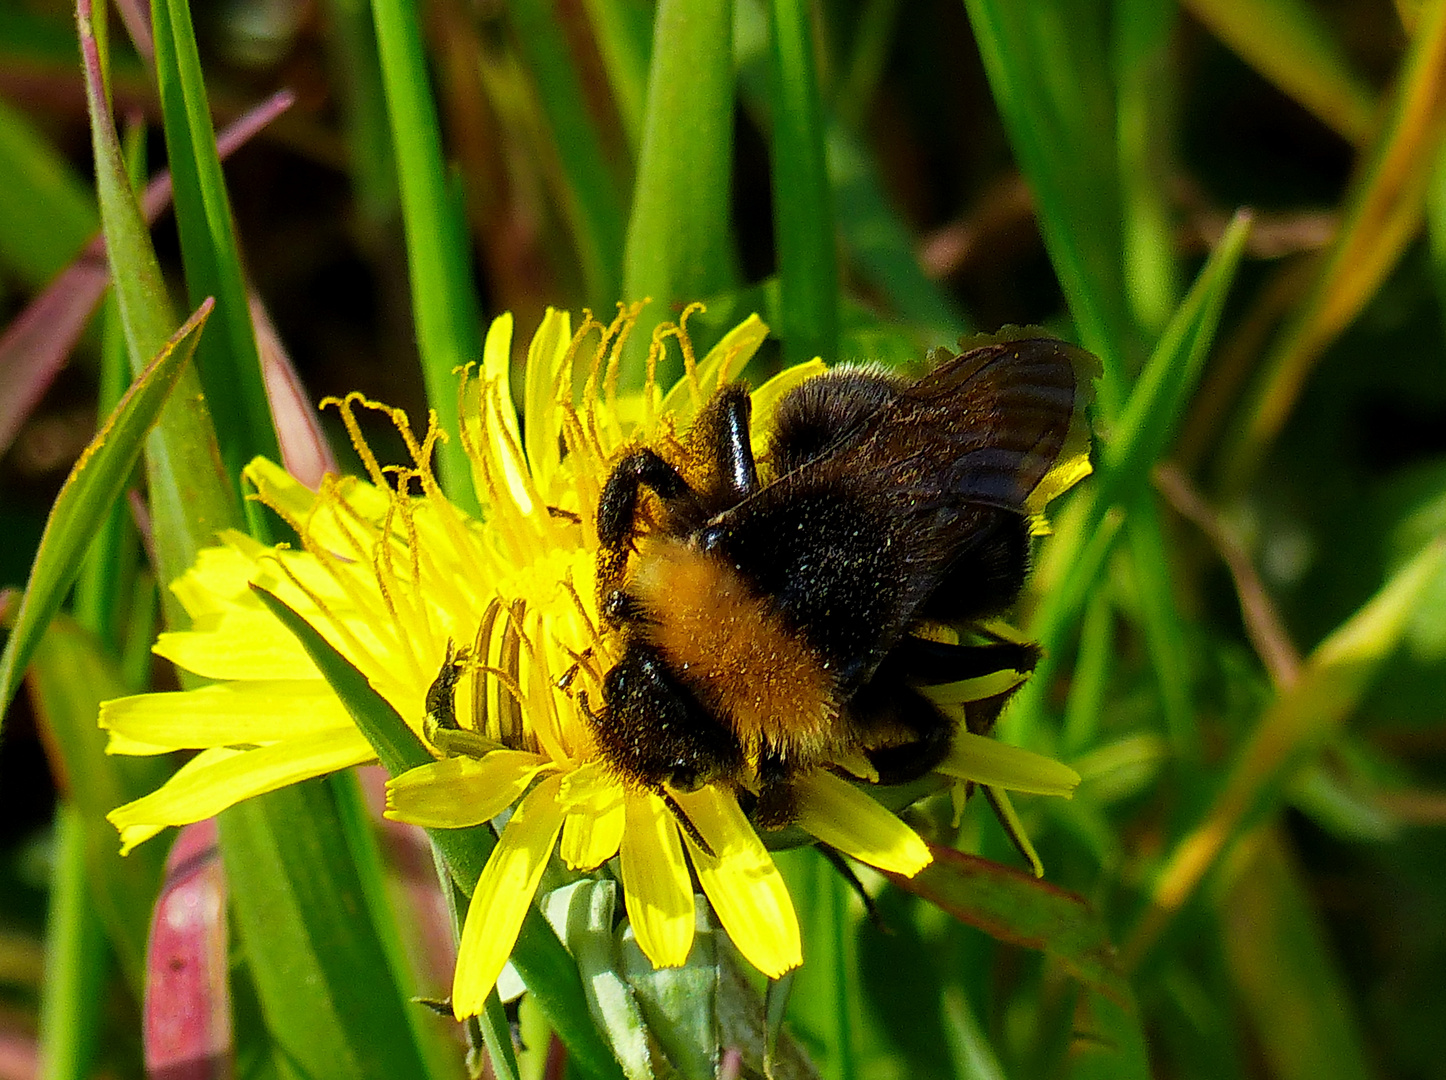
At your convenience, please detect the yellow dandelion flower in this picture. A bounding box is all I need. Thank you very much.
[101,303,1087,1020]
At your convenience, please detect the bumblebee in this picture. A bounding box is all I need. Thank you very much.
[581,331,1095,830]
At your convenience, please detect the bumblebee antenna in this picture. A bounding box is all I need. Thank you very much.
[658,789,716,859]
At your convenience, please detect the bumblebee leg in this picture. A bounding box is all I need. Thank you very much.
[658,789,717,858]
[887,635,1040,684]
[699,385,759,500]
[596,449,704,615]
[754,745,798,829]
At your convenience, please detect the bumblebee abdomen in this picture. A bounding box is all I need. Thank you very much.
[627,537,843,761]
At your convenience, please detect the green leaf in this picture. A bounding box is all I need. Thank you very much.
[892,843,1133,1007]
[767,0,838,367]
[622,0,738,382]
[0,93,97,288]
[78,0,240,605]
[541,880,652,1080]
[151,0,279,482]
[249,584,627,1080]
[35,804,107,1080]
[1222,0,1446,490]
[371,0,483,509]
[24,616,169,995]
[509,0,627,308]
[218,782,441,1080]
[1219,830,1375,1080]
[0,298,212,732]
[1128,535,1446,966]
[1009,211,1252,745]
[1183,0,1376,146]
[961,0,1136,415]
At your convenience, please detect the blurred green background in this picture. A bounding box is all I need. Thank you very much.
[3,0,1446,1077]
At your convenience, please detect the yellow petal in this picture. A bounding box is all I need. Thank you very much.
[619,790,694,968]
[522,308,571,494]
[154,611,316,680]
[100,681,347,752]
[169,541,260,617]
[673,787,801,978]
[660,313,771,423]
[452,772,566,1018]
[792,770,932,876]
[385,751,551,828]
[108,728,373,854]
[557,763,625,870]
[936,731,1081,796]
[918,668,1027,706]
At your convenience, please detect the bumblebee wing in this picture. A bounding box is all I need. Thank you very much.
[857,334,1094,513]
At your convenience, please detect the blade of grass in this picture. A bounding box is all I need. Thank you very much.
[323,0,398,225]
[26,616,170,994]
[1115,0,1181,335]
[509,0,626,308]
[0,94,97,288]
[889,843,1133,1007]
[250,584,628,1080]
[1008,212,1252,745]
[1221,0,1446,491]
[622,0,738,382]
[1183,0,1377,146]
[960,0,1136,415]
[0,299,212,730]
[1125,535,1446,967]
[1125,494,1197,758]
[371,0,483,508]
[767,0,838,367]
[734,0,967,338]
[1218,829,1374,1080]
[143,822,230,1078]
[580,0,652,153]
[78,0,241,598]
[0,89,292,462]
[218,782,442,1080]
[35,804,106,1080]
[827,123,971,338]
[151,0,279,482]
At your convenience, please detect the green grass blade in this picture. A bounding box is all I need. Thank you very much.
[1010,212,1251,744]
[580,0,652,153]
[1115,0,1181,335]
[0,93,96,288]
[27,616,170,994]
[622,0,738,381]
[509,0,627,308]
[1222,0,1446,490]
[1183,0,1377,146]
[828,123,970,338]
[1126,494,1197,758]
[218,783,441,1080]
[1128,535,1446,967]
[371,0,483,508]
[78,0,240,598]
[1220,830,1375,1080]
[767,0,838,367]
[35,804,107,1080]
[961,0,1136,415]
[0,298,212,731]
[323,0,398,225]
[251,584,628,1080]
[151,0,279,479]
[892,843,1134,1007]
